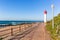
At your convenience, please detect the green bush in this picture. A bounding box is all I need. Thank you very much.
[46,13,60,40]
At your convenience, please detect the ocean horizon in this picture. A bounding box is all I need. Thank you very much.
[0,20,43,27]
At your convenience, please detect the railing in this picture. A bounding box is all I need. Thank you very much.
[0,23,33,40]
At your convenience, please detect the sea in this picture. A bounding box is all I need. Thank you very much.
[0,20,43,27]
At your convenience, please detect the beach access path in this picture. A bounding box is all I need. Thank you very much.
[10,23,51,40]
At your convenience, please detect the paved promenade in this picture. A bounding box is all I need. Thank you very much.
[20,23,51,40]
[10,23,51,40]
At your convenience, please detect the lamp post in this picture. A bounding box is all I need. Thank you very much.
[51,4,54,29]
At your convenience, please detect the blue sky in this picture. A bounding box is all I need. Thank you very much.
[0,0,60,21]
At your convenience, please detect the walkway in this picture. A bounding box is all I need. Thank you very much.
[10,23,51,40]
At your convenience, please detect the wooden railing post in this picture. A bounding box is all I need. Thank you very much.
[25,26,26,30]
[11,28,13,36]
[19,26,21,32]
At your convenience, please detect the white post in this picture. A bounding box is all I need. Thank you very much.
[44,10,47,40]
[51,4,54,29]
[44,10,47,25]
[44,13,47,23]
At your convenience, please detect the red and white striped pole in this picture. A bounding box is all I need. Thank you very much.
[44,10,47,40]
[44,10,47,25]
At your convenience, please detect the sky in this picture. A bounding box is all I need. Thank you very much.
[0,0,60,21]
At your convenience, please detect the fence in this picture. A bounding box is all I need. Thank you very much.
[0,23,33,39]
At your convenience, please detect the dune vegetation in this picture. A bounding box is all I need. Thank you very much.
[46,13,60,40]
